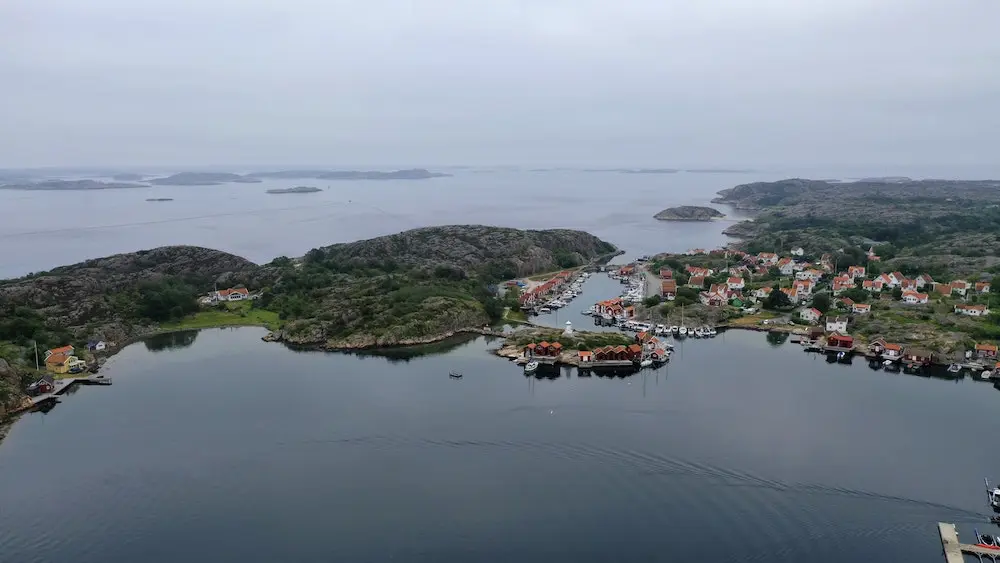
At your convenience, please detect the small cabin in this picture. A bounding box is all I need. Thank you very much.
[578,351,593,364]
[903,348,933,365]
[27,375,55,396]
[826,333,854,351]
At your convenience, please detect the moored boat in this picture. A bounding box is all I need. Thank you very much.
[524,361,539,373]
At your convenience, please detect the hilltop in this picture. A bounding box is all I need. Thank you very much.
[149,172,262,185]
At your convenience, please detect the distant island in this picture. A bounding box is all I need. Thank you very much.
[653,205,725,221]
[0,179,147,191]
[148,172,263,186]
[248,168,450,181]
[684,168,755,174]
[266,186,322,194]
[583,168,679,174]
[113,173,145,181]
[146,198,174,202]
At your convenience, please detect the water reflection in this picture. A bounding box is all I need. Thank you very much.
[765,331,789,347]
[144,330,199,352]
[347,334,481,363]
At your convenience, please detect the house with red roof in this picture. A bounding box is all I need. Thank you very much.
[832,276,853,295]
[852,303,871,314]
[216,287,251,302]
[901,290,929,304]
[976,281,992,294]
[727,277,745,290]
[800,308,822,323]
[846,266,866,279]
[955,303,990,317]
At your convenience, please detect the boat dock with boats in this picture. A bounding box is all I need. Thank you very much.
[29,374,112,407]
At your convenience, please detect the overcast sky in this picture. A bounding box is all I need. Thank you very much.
[1,1,997,168]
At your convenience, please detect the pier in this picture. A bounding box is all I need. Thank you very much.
[30,374,112,406]
[938,522,1000,562]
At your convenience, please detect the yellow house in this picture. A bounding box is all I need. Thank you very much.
[43,345,85,374]
[44,353,72,374]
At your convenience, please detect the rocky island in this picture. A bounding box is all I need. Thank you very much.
[653,205,725,221]
[149,172,262,185]
[146,198,174,202]
[112,173,145,181]
[266,186,322,194]
[248,168,451,180]
[0,179,147,191]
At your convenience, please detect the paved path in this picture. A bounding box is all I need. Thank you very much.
[643,269,660,299]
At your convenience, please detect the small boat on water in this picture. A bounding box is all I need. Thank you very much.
[987,478,1000,511]
[524,361,539,373]
[983,370,994,380]
[947,363,962,373]
[670,326,679,334]
[678,326,688,337]
[539,307,552,314]
[707,327,717,337]
[640,358,653,368]
[693,327,704,338]
[449,372,463,379]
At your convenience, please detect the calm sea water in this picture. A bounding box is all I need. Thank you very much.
[1,327,998,563]
[1,168,764,278]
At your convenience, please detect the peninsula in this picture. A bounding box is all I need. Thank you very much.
[149,172,263,185]
[266,186,322,194]
[0,226,617,414]
[653,205,724,221]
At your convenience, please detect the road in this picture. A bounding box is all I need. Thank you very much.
[643,269,660,299]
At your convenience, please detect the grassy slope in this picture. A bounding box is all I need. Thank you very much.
[160,301,281,331]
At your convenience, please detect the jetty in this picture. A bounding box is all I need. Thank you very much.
[937,522,1000,562]
[30,374,112,406]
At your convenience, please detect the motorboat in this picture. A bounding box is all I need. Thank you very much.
[947,363,962,373]
[707,327,718,337]
[883,359,894,367]
[678,326,688,337]
[449,372,463,379]
[983,370,994,380]
[601,313,613,322]
[524,361,539,373]
[539,307,552,314]
[640,358,653,368]
[582,307,595,316]
[987,478,1000,511]
[693,328,704,338]
[670,326,679,334]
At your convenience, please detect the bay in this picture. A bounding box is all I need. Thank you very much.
[1,327,998,562]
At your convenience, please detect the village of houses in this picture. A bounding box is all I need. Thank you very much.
[508,244,1000,377]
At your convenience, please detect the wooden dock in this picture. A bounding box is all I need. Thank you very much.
[29,374,112,406]
[938,522,1000,562]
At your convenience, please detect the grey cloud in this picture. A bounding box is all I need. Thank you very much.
[0,0,997,168]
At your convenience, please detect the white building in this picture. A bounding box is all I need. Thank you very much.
[825,316,848,333]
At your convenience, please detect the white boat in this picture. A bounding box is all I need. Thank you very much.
[947,363,962,373]
[582,308,595,316]
[707,328,718,337]
[539,307,552,314]
[640,358,653,368]
[883,359,894,366]
[670,326,679,334]
[987,478,1000,510]
[983,370,994,379]
[524,361,539,373]
[678,326,688,336]
[654,324,665,335]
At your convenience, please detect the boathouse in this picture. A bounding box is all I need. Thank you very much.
[825,332,854,352]
[902,348,933,367]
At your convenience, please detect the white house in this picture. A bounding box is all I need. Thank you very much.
[800,307,822,323]
[796,269,823,283]
[852,303,871,314]
[846,266,866,280]
[790,247,805,256]
[727,277,745,290]
[792,279,813,298]
[901,290,929,305]
[777,258,795,276]
[955,304,990,317]
[757,252,779,265]
[951,280,970,297]
[825,316,849,333]
[216,288,250,302]
[832,276,853,295]
[916,274,934,289]
[87,340,106,352]
[752,287,773,301]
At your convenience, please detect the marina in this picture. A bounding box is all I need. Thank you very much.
[29,374,112,406]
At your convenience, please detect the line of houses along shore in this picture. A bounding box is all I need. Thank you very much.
[643,246,998,367]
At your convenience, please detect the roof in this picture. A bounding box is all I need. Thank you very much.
[578,351,593,358]
[45,353,69,365]
[627,344,643,353]
[48,345,73,355]
[538,341,550,347]
[976,343,998,352]
[728,277,744,284]
[526,343,536,349]
[807,308,821,317]
[690,275,705,284]
[853,303,871,309]
[757,286,773,293]
[827,316,847,323]
[906,348,932,357]
[883,343,902,351]
[550,342,563,349]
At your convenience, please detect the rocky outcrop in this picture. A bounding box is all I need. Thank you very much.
[0,359,29,418]
[653,205,725,221]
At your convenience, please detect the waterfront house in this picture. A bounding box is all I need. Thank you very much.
[847,266,866,280]
[627,344,643,360]
[688,275,706,288]
[825,316,849,333]
[727,277,745,290]
[882,343,903,359]
[852,303,871,314]
[777,258,795,276]
[825,332,854,351]
[901,291,929,305]
[975,343,998,360]
[660,279,677,300]
[756,252,779,265]
[577,350,593,364]
[902,348,933,366]
[951,280,970,297]
[87,340,106,352]
[216,287,250,301]
[955,304,990,317]
[977,281,992,294]
[619,266,635,277]
[44,353,72,374]
[832,276,853,295]
[549,342,563,357]
[26,375,55,396]
[791,247,805,256]
[800,308,822,323]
